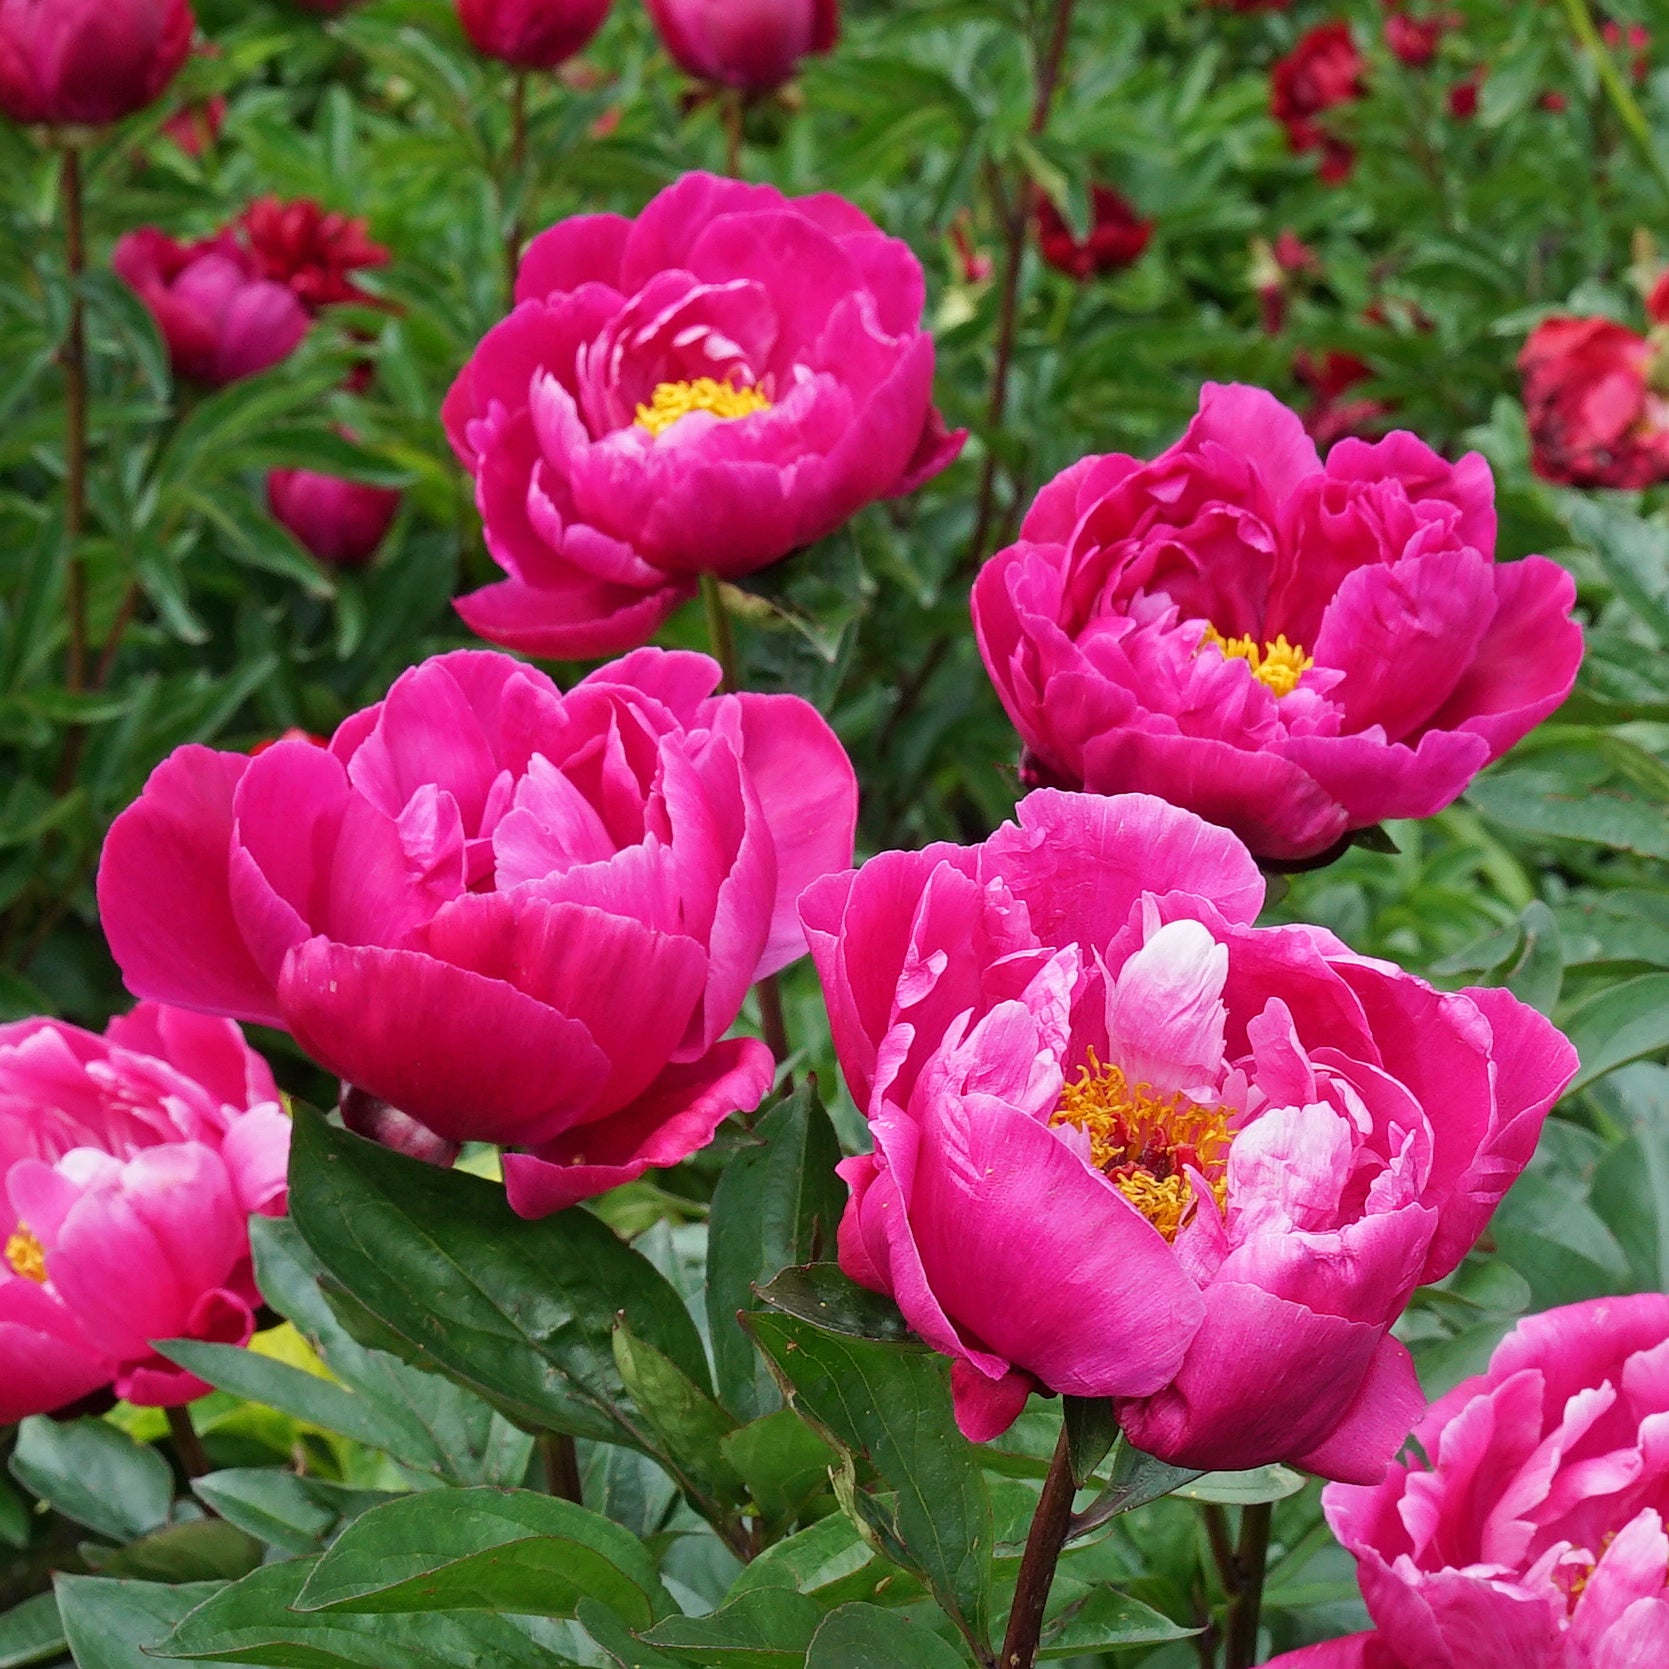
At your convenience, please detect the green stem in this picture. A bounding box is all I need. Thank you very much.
[1222,1501,1272,1669]
[722,87,744,177]
[1560,0,1669,209]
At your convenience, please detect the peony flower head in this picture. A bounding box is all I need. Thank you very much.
[0,1003,289,1416]
[1035,185,1153,281]
[456,0,611,69]
[239,197,389,314]
[98,648,858,1214]
[0,0,193,128]
[113,227,309,387]
[645,0,838,94]
[443,171,964,659]
[971,382,1583,863]
[1272,23,1365,182]
[267,466,400,568]
[1268,1295,1669,1669]
[801,789,1577,1477]
[1519,316,1669,490]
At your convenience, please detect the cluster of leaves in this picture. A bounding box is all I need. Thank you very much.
[5,0,1669,1664]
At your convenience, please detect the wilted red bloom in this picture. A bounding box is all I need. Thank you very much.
[161,93,224,157]
[0,0,193,127]
[240,197,389,313]
[1449,72,1481,118]
[1384,12,1444,67]
[950,212,992,284]
[458,0,611,70]
[1274,228,1319,274]
[1272,23,1365,181]
[1036,185,1153,280]
[1603,19,1650,83]
[1541,89,1569,112]
[1520,315,1669,489]
[1294,348,1391,447]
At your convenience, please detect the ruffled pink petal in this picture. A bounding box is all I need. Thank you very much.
[1274,726,1491,831]
[117,1285,256,1407]
[501,1037,774,1215]
[97,746,281,1027]
[950,1359,1034,1443]
[515,213,632,302]
[0,1279,110,1423]
[455,573,694,660]
[1260,1638,1389,1669]
[277,938,610,1147]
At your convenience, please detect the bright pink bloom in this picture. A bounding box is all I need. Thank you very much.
[971,383,1583,864]
[0,0,192,127]
[98,649,857,1213]
[1269,1296,1669,1669]
[1519,317,1669,490]
[645,0,836,93]
[1036,186,1153,281]
[0,1003,288,1416]
[239,197,389,313]
[802,790,1577,1476]
[456,0,610,68]
[112,227,309,387]
[444,172,964,659]
[267,467,400,568]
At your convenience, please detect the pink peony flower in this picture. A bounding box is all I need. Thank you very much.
[971,383,1583,864]
[1268,1296,1669,1669]
[456,0,611,69]
[443,172,964,659]
[645,0,837,93]
[267,467,400,568]
[0,0,193,128]
[801,789,1577,1477]
[98,648,857,1214]
[112,227,309,387]
[0,1003,289,1416]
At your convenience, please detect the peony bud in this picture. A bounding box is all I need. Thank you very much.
[644,0,838,94]
[456,0,612,69]
[267,466,400,568]
[0,0,194,128]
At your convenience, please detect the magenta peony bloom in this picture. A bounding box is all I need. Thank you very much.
[267,467,400,568]
[444,172,964,659]
[0,1003,289,1416]
[0,0,193,128]
[972,383,1583,864]
[456,0,611,70]
[112,227,309,387]
[645,0,837,93]
[801,789,1577,1477]
[98,648,857,1213]
[1268,1296,1669,1669]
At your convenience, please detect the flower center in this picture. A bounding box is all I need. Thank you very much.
[4,1225,46,1284]
[635,378,772,437]
[1050,1052,1233,1241]
[1199,624,1314,697]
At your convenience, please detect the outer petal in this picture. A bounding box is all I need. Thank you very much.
[277,938,610,1146]
[950,1359,1035,1443]
[97,746,281,1027]
[514,213,632,302]
[455,572,694,661]
[1291,1335,1426,1485]
[1260,1638,1390,1669]
[0,1279,110,1423]
[501,1037,775,1215]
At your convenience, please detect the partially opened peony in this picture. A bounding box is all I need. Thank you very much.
[645,0,837,93]
[1269,1296,1669,1668]
[443,172,963,658]
[98,648,857,1213]
[801,790,1576,1478]
[0,0,193,127]
[972,383,1583,863]
[0,1003,289,1417]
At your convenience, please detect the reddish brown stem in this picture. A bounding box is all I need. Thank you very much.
[1000,1425,1076,1668]
[540,1431,584,1504]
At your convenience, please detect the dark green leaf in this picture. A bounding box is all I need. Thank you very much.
[10,1417,172,1543]
[54,1577,230,1669]
[750,1265,912,1344]
[1039,1586,1199,1656]
[1063,1400,1118,1488]
[718,1409,837,1529]
[803,1602,967,1669]
[636,1588,821,1668]
[0,1593,64,1669]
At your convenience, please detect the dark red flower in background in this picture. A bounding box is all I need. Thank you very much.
[239,197,389,313]
[1272,23,1365,182]
[1602,20,1651,84]
[1294,348,1390,447]
[1036,185,1153,280]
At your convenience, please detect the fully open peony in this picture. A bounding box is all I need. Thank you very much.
[443,171,963,658]
[972,383,1583,863]
[1269,1295,1669,1668]
[801,790,1577,1479]
[98,648,856,1213]
[0,1003,288,1417]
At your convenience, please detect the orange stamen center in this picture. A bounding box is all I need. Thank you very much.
[1200,624,1314,697]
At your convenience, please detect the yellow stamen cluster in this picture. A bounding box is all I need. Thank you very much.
[1051,1052,1232,1242]
[1199,624,1314,697]
[635,377,772,437]
[4,1225,46,1285]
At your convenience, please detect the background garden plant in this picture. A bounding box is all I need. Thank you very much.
[1,0,1668,1666]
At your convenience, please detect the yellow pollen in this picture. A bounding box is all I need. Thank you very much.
[635,377,772,437]
[1050,1052,1233,1242]
[5,1225,46,1285]
[1199,624,1314,697]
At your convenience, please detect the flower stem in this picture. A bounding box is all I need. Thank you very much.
[540,1431,584,1503]
[59,145,88,697]
[166,1404,211,1483]
[1000,1424,1076,1668]
[962,0,1077,576]
[722,88,744,177]
[1222,1501,1273,1669]
[699,571,792,1066]
[1559,0,1669,210]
